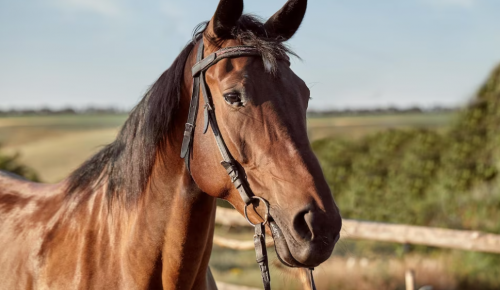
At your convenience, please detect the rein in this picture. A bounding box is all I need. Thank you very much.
[180,39,316,290]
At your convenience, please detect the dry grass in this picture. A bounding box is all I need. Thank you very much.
[210,225,498,290]
[0,114,125,182]
[211,245,462,290]
[3,128,119,182]
[311,255,456,290]
[307,112,455,141]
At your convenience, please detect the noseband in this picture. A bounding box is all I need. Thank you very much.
[180,39,316,290]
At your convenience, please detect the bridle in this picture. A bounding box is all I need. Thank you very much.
[180,39,316,290]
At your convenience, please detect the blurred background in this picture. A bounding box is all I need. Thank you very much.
[1,0,500,289]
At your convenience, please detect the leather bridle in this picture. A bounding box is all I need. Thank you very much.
[180,39,316,290]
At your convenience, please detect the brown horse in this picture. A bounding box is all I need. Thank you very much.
[0,0,341,289]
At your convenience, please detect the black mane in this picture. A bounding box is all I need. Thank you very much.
[66,15,295,202]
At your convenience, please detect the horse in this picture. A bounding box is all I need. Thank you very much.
[0,0,342,289]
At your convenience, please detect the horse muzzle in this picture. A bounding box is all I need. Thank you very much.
[270,212,341,268]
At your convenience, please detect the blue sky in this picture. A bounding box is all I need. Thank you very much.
[1,0,499,110]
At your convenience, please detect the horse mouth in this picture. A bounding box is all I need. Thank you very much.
[269,221,311,268]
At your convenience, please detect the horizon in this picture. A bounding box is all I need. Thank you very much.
[0,104,461,114]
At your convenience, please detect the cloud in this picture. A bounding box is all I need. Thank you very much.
[426,0,477,8]
[51,0,123,17]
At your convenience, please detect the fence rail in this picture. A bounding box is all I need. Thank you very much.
[214,207,500,254]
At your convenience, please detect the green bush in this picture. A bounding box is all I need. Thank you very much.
[312,64,500,233]
[0,146,40,182]
[312,64,500,289]
[313,129,444,225]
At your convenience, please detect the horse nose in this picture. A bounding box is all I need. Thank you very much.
[288,205,342,266]
[292,205,342,243]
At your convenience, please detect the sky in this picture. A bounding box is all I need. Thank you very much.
[1,0,499,110]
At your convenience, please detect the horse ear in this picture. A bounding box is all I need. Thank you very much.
[264,0,307,41]
[207,0,244,39]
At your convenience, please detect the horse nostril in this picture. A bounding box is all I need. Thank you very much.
[292,209,314,241]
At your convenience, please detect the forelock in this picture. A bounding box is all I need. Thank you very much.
[200,14,298,74]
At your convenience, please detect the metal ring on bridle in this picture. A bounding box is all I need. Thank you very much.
[243,196,270,227]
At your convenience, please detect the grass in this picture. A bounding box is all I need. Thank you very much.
[0,114,127,146]
[0,114,127,182]
[210,225,306,290]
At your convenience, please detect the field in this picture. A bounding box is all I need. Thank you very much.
[0,112,454,183]
[0,114,127,182]
[0,112,467,289]
[307,112,454,140]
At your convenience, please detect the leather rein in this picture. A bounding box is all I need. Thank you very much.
[180,39,316,290]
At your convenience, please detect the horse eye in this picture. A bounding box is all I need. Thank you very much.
[223,93,242,105]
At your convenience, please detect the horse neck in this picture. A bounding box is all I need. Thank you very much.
[118,120,216,288]
[88,150,214,288]
[60,92,216,288]
[143,150,217,289]
[125,57,217,287]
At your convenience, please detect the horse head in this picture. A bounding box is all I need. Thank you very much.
[186,0,342,268]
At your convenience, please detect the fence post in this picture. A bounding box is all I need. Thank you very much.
[405,269,415,290]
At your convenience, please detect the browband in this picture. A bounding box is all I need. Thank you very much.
[191,45,262,77]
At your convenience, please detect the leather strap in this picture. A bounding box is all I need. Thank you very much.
[180,41,205,173]
[308,268,316,290]
[191,46,262,77]
[254,223,271,290]
[201,78,253,205]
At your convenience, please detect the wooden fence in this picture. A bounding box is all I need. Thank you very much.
[213,207,500,290]
[214,207,500,254]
